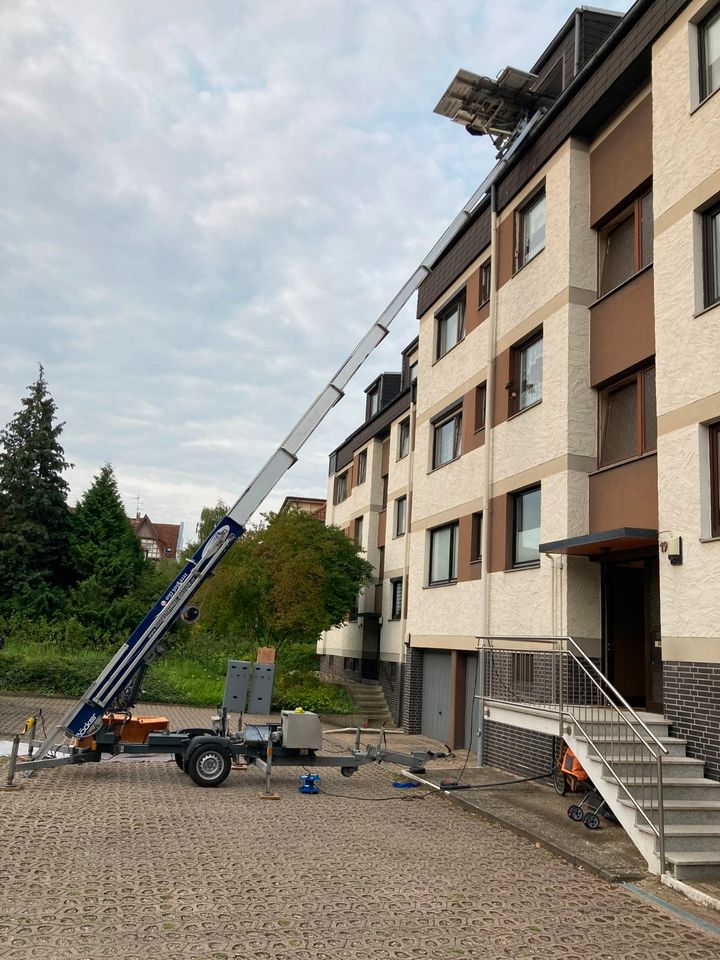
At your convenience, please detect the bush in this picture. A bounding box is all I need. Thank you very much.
[0,646,109,697]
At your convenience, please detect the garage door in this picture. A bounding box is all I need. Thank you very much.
[464,654,479,753]
[421,651,451,743]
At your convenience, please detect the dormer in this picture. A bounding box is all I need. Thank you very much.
[531,8,623,98]
[365,373,402,422]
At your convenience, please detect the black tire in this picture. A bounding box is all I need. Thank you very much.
[568,804,584,822]
[186,744,232,788]
[340,766,355,778]
[174,753,185,770]
[584,812,600,830]
[553,766,567,796]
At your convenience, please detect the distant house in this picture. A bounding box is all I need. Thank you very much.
[130,513,182,560]
[279,496,326,522]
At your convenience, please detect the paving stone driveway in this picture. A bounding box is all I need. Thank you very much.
[1,695,719,960]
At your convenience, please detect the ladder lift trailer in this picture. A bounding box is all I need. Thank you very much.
[8,106,543,790]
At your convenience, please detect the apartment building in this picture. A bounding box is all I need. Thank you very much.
[321,0,720,796]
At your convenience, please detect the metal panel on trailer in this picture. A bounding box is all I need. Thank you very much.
[222,660,251,712]
[464,654,479,753]
[247,663,275,714]
[421,652,451,744]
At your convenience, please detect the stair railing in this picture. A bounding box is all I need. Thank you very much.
[476,635,668,874]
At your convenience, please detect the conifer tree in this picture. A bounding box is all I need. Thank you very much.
[72,464,146,588]
[0,367,73,616]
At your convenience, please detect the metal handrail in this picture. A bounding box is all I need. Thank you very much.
[564,637,668,757]
[475,634,667,874]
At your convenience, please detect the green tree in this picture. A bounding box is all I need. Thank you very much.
[0,367,74,616]
[180,499,228,560]
[69,463,147,630]
[198,508,373,648]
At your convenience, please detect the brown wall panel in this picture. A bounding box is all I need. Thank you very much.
[381,438,390,476]
[590,93,652,226]
[458,513,483,583]
[377,510,387,548]
[449,650,467,749]
[590,267,655,386]
[466,267,491,335]
[462,390,486,455]
[589,454,658,532]
[492,348,512,426]
[488,494,511,573]
[497,215,514,288]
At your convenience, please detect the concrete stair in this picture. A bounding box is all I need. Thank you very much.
[343,681,393,726]
[567,713,720,880]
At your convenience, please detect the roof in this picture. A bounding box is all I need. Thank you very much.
[129,513,182,558]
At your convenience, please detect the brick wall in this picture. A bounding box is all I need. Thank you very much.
[483,720,558,779]
[379,660,402,726]
[402,648,424,734]
[664,661,720,782]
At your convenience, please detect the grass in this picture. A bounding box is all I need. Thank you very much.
[0,635,355,714]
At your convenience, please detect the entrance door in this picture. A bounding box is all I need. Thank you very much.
[603,556,662,710]
[361,617,380,681]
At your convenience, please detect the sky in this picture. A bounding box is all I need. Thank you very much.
[0,0,630,545]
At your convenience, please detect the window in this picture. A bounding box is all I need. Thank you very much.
[409,361,418,382]
[354,515,364,546]
[432,408,462,468]
[475,383,487,432]
[357,449,367,485]
[512,486,541,567]
[471,512,483,563]
[435,294,465,359]
[517,189,546,269]
[395,496,407,537]
[367,387,380,419]
[479,260,491,307]
[334,471,348,504]
[391,578,403,620]
[381,475,388,510]
[598,191,653,296]
[510,332,543,414]
[429,522,459,585]
[703,201,720,308]
[598,366,656,467]
[700,6,720,102]
[349,596,359,622]
[512,652,535,688]
[711,423,720,537]
[397,418,410,459]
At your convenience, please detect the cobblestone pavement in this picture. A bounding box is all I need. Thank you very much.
[1,694,720,959]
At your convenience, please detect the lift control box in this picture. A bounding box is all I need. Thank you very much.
[281,710,322,750]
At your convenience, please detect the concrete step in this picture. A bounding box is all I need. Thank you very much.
[638,823,720,853]
[602,776,720,801]
[593,756,706,780]
[584,737,688,759]
[619,797,720,826]
[663,852,720,881]
[578,725,671,744]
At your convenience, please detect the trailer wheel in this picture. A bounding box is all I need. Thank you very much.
[340,766,355,778]
[186,743,232,787]
[174,753,185,770]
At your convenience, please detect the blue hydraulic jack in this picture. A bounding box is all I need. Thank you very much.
[298,773,320,794]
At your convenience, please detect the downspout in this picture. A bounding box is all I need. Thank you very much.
[399,386,416,696]
[477,183,500,766]
[573,9,582,78]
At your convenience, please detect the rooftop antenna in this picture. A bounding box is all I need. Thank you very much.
[433,67,555,157]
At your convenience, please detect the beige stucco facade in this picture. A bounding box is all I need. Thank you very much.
[653,0,720,661]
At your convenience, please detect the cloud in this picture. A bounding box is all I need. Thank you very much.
[0,0,630,540]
